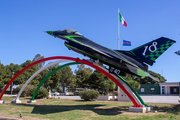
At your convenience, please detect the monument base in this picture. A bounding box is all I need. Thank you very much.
[0,100,4,104]
[11,99,21,103]
[27,100,36,103]
[129,107,152,113]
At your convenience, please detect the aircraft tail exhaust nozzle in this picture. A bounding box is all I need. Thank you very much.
[126,63,160,82]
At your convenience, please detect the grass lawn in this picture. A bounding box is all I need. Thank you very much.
[0,96,179,120]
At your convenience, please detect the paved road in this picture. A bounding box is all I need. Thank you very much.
[140,95,179,104]
[3,94,179,104]
[60,95,180,104]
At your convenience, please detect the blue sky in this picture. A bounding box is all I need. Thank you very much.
[0,0,179,82]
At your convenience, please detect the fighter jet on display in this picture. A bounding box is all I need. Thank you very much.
[45,29,176,81]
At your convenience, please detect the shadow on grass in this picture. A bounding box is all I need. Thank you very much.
[152,104,180,115]
[17,103,129,115]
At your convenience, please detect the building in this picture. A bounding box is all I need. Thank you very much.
[136,84,160,94]
[136,82,180,95]
[159,82,179,95]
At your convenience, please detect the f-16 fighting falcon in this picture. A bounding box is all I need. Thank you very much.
[45,29,176,82]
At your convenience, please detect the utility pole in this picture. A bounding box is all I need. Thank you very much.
[11,72,14,95]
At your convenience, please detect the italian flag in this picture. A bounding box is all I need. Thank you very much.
[118,13,127,27]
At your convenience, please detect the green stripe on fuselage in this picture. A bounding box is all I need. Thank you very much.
[137,68,150,77]
[64,35,81,43]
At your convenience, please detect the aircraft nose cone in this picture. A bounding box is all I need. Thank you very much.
[45,31,55,36]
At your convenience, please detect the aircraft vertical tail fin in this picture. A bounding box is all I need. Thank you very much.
[130,37,176,66]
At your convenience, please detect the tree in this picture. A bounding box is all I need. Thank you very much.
[128,80,141,90]
[59,66,75,92]
[39,69,49,87]
[99,79,116,95]
[75,64,93,88]
[0,63,10,92]
[88,70,108,89]
[46,66,61,91]
[5,63,23,94]
[20,60,40,86]
[0,63,7,86]
[0,76,4,92]
[32,54,45,69]
[75,64,85,73]
[5,63,23,85]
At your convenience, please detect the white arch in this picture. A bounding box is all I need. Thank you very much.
[11,59,143,107]
[11,60,71,103]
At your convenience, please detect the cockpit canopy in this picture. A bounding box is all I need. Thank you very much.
[62,29,82,36]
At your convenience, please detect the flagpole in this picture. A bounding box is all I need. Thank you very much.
[117,8,120,98]
[118,8,120,50]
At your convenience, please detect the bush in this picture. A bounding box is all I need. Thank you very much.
[13,85,21,94]
[33,87,48,99]
[79,90,99,101]
[14,84,48,99]
[14,84,36,97]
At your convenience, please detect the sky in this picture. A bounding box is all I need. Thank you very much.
[0,0,180,82]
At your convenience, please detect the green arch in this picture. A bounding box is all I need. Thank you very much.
[30,62,82,101]
[30,62,147,107]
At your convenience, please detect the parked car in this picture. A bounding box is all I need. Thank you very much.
[51,91,60,96]
[64,92,69,96]
[60,92,69,96]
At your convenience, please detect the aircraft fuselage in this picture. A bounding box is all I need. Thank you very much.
[45,29,176,81]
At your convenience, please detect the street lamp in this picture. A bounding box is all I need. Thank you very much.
[11,72,14,95]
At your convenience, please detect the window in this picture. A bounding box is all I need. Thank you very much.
[62,29,82,36]
[141,88,144,92]
[151,88,155,92]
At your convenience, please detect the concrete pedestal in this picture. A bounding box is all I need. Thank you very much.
[146,107,153,112]
[129,107,153,113]
[129,107,146,113]
[0,100,4,104]
[27,100,36,103]
[11,99,21,103]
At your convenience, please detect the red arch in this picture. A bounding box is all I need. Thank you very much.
[0,56,142,107]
